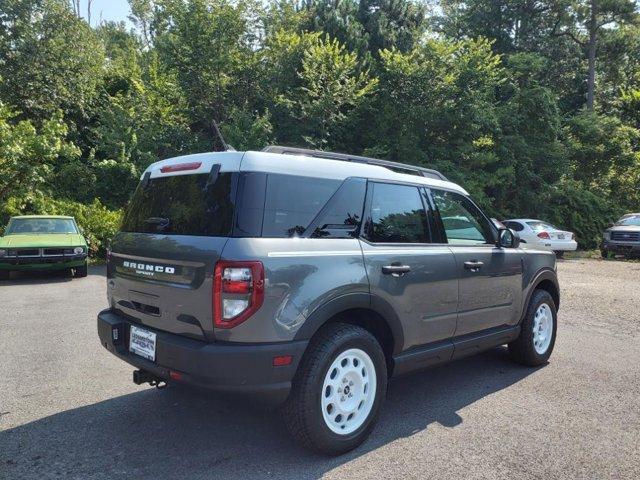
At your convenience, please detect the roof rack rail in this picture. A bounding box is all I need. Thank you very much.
[262,145,447,181]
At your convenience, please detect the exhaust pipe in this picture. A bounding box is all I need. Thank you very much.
[133,369,167,389]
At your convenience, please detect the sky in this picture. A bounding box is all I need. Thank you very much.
[78,0,132,27]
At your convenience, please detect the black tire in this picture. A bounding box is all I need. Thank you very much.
[509,289,557,367]
[554,251,564,259]
[74,262,88,278]
[600,248,609,259]
[282,323,387,455]
[0,270,10,280]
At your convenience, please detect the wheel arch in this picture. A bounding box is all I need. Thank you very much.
[294,293,404,370]
[522,269,560,321]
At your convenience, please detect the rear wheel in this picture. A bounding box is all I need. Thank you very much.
[74,262,88,278]
[0,270,10,280]
[282,323,387,455]
[509,289,557,367]
[554,251,564,259]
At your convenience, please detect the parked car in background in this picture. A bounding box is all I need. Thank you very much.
[503,219,577,257]
[601,213,640,258]
[0,215,88,280]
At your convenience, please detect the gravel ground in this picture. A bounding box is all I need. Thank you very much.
[1,259,639,480]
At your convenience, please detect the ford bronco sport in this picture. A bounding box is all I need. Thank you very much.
[97,146,559,455]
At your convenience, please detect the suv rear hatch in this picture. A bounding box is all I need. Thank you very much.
[107,154,241,342]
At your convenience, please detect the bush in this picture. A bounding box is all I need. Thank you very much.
[0,195,122,258]
[538,182,623,250]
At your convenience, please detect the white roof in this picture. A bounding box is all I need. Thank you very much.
[143,150,468,195]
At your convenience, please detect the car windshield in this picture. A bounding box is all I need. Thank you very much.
[615,215,640,226]
[6,218,78,235]
[526,221,557,231]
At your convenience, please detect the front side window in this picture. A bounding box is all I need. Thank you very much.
[430,189,494,245]
[366,183,429,243]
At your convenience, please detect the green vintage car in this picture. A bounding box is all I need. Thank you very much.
[0,215,88,280]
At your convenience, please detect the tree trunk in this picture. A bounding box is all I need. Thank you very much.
[586,0,597,110]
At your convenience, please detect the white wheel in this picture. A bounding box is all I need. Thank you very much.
[532,303,553,354]
[321,348,377,435]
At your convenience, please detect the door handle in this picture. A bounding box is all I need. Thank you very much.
[464,261,484,271]
[382,265,411,276]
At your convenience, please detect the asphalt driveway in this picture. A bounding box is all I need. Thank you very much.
[1,259,639,479]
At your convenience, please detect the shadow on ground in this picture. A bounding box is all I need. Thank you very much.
[0,347,541,480]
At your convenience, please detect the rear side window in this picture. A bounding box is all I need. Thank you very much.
[310,178,366,238]
[121,173,236,236]
[366,183,429,243]
[262,175,341,237]
[505,221,524,232]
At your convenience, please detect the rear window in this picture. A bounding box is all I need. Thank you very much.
[526,221,556,231]
[121,173,236,236]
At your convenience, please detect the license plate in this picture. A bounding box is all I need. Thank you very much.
[129,325,156,361]
[557,234,565,240]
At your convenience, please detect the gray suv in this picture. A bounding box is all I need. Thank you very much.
[97,146,560,455]
[601,213,640,258]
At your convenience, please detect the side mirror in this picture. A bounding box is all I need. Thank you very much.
[497,228,520,248]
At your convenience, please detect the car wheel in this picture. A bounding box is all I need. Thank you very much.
[0,270,10,280]
[282,323,387,455]
[554,251,564,259]
[508,289,557,367]
[74,262,88,278]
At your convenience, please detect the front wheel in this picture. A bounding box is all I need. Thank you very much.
[509,289,557,367]
[74,262,88,278]
[282,323,387,455]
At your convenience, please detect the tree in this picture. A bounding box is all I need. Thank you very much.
[551,0,638,110]
[0,0,104,121]
[0,102,79,202]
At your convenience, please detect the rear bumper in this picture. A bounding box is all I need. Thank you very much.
[548,240,577,252]
[602,242,640,255]
[0,255,86,270]
[97,309,307,405]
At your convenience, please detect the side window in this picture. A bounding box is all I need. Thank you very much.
[366,183,429,243]
[311,178,366,239]
[505,221,524,232]
[430,189,495,245]
[262,174,341,237]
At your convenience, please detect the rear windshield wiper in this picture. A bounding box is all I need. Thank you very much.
[144,217,170,232]
[203,163,221,191]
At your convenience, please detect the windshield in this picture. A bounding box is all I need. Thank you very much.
[7,218,78,235]
[526,221,557,231]
[615,215,640,227]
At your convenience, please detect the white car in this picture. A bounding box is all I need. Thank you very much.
[504,219,577,256]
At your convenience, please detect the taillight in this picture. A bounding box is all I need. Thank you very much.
[537,231,551,239]
[213,261,264,329]
[160,161,202,173]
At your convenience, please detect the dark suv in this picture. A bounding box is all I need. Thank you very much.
[97,146,560,455]
[601,213,640,258]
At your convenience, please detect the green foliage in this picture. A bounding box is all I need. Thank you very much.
[0,195,122,257]
[0,0,639,252]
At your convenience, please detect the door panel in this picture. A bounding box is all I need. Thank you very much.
[361,243,459,350]
[428,188,523,337]
[450,246,523,336]
[360,181,458,351]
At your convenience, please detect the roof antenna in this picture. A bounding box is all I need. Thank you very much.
[211,119,235,152]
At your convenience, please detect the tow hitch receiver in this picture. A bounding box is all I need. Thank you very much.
[133,369,167,389]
